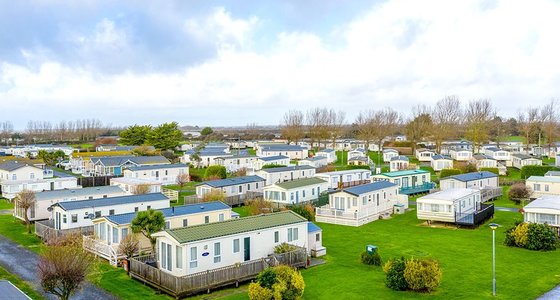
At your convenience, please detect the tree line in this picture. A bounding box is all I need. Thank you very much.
[281,97,559,153]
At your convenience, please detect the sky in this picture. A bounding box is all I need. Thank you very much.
[1,0,560,129]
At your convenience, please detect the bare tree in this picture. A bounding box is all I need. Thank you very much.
[405,105,433,152]
[176,173,190,195]
[518,107,541,154]
[38,235,94,300]
[306,107,330,150]
[0,121,13,145]
[488,116,506,147]
[327,109,346,149]
[464,99,495,153]
[431,96,463,153]
[133,184,151,195]
[15,190,36,233]
[281,110,305,144]
[355,110,377,151]
[118,234,140,259]
[540,99,558,154]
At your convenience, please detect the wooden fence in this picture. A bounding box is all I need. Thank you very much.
[184,191,263,207]
[162,187,179,201]
[35,219,93,243]
[78,175,122,187]
[129,247,307,298]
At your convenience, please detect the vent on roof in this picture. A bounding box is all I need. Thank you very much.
[200,206,204,209]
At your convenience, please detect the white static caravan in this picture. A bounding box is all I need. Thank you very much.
[382,149,399,163]
[314,169,371,189]
[214,155,258,173]
[298,156,328,168]
[255,165,316,186]
[416,188,481,223]
[263,177,328,205]
[348,148,367,160]
[195,176,265,198]
[257,145,308,160]
[316,181,408,227]
[110,177,162,195]
[471,154,498,169]
[151,211,309,276]
[415,148,436,162]
[449,149,473,161]
[315,149,337,164]
[511,154,542,170]
[49,193,170,230]
[439,171,499,190]
[523,196,560,229]
[484,147,512,165]
[389,156,409,172]
[14,186,126,222]
[123,163,188,185]
[430,155,453,172]
[526,176,560,198]
[307,222,326,257]
[253,155,290,170]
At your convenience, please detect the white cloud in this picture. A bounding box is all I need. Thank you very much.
[2,0,560,127]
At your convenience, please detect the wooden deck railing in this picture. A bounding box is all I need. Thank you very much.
[129,247,307,298]
[162,187,179,201]
[184,191,263,207]
[35,220,94,243]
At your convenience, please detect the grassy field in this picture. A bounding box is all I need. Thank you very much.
[71,151,131,158]
[503,136,524,142]
[0,215,43,253]
[164,183,197,206]
[484,186,524,209]
[222,210,560,300]
[0,198,13,210]
[0,265,46,300]
[233,206,251,217]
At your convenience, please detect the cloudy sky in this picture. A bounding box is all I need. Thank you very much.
[1,0,559,129]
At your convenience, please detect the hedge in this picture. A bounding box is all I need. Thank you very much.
[480,168,499,175]
[520,165,560,179]
[439,168,462,178]
[262,164,287,169]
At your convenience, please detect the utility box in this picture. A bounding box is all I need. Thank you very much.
[394,204,405,214]
[366,245,377,254]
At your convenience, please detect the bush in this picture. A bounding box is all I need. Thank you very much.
[510,222,529,247]
[274,243,298,254]
[262,164,287,169]
[403,258,442,292]
[458,162,477,174]
[201,189,226,202]
[383,257,408,291]
[204,165,227,179]
[246,199,275,216]
[526,223,557,251]
[361,251,382,266]
[439,168,462,178]
[345,165,372,170]
[249,265,305,300]
[290,204,315,222]
[248,282,273,300]
[232,167,247,177]
[480,168,499,175]
[256,268,277,289]
[508,183,531,202]
[520,165,560,179]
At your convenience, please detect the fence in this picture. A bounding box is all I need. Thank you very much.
[35,219,94,243]
[78,175,122,187]
[129,247,307,298]
[184,191,263,207]
[455,203,495,226]
[162,188,179,202]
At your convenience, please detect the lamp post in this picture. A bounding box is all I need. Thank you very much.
[489,222,499,296]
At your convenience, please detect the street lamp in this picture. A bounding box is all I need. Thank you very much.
[489,222,500,296]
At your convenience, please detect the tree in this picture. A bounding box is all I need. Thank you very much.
[119,125,152,145]
[327,109,346,149]
[431,96,463,153]
[518,108,540,153]
[508,183,532,202]
[281,110,305,143]
[201,189,226,202]
[0,121,13,145]
[118,234,140,259]
[131,209,166,253]
[249,265,305,300]
[133,184,151,195]
[307,107,331,150]
[132,145,157,156]
[246,198,274,215]
[405,105,433,152]
[464,99,495,153]
[204,165,227,179]
[488,116,506,146]
[200,127,214,136]
[147,122,183,150]
[38,235,94,300]
[15,190,36,233]
[176,173,190,194]
[540,99,558,155]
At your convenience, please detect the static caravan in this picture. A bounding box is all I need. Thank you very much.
[298,156,328,168]
[449,149,473,161]
[389,156,409,172]
[195,176,265,198]
[484,147,511,166]
[511,154,542,170]
[430,155,453,172]
[255,165,316,185]
[471,154,498,169]
[526,176,560,198]
[14,186,126,222]
[253,155,290,170]
[372,169,435,195]
[382,149,399,163]
[151,211,309,276]
[415,148,436,162]
[439,171,499,190]
[416,188,481,223]
[523,196,560,229]
[316,181,408,227]
[49,193,170,230]
[314,169,371,189]
[263,177,328,205]
[214,155,258,173]
[315,149,337,163]
[257,145,308,160]
[124,163,188,185]
[307,222,326,257]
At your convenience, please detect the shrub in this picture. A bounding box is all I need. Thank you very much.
[248,282,273,300]
[250,265,305,300]
[458,162,477,174]
[520,165,560,179]
[246,199,275,216]
[403,258,442,292]
[257,268,277,289]
[504,220,524,247]
[526,223,557,251]
[508,183,532,202]
[274,243,298,254]
[204,165,227,179]
[201,189,226,202]
[510,222,529,247]
[383,257,408,291]
[361,251,382,266]
[262,164,287,169]
[232,167,247,177]
[439,168,462,178]
[480,167,499,175]
[290,204,315,222]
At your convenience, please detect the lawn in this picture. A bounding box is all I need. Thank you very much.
[503,136,524,142]
[335,151,348,166]
[543,156,556,166]
[222,210,560,300]
[0,198,13,210]
[484,186,524,209]
[0,215,43,253]
[0,265,46,300]
[233,206,251,217]
[503,167,521,180]
[189,167,208,181]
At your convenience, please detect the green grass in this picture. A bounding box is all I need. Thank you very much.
[0,265,46,300]
[71,143,94,149]
[189,167,208,181]
[222,210,560,300]
[502,167,522,180]
[503,136,524,142]
[368,151,385,166]
[335,151,348,166]
[0,198,13,210]
[233,206,251,218]
[0,215,43,253]
[247,149,256,156]
[543,156,555,166]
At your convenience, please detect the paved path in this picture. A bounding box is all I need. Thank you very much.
[538,287,560,300]
[495,206,519,212]
[0,236,118,300]
[52,170,77,178]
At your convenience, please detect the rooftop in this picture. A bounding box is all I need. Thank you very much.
[261,145,305,151]
[127,163,187,172]
[273,177,326,189]
[418,188,479,201]
[445,171,498,182]
[197,175,265,188]
[258,165,315,173]
[165,210,307,244]
[376,169,429,177]
[53,193,169,211]
[258,155,289,162]
[512,153,539,160]
[302,156,327,162]
[527,176,560,183]
[315,169,370,176]
[473,154,495,160]
[524,196,560,211]
[341,181,397,196]
[35,186,124,201]
[0,161,41,172]
[390,155,409,161]
[308,222,322,233]
[431,154,452,160]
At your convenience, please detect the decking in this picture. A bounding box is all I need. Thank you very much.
[399,182,436,195]
[455,203,495,226]
[128,247,307,298]
[184,191,263,207]
[35,219,93,243]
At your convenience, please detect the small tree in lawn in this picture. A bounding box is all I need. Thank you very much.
[119,234,140,259]
[508,183,532,204]
[15,190,36,233]
[38,234,94,300]
[176,173,189,194]
[133,184,151,195]
[131,209,166,253]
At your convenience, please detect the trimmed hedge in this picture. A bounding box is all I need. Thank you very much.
[520,165,560,179]
[262,164,287,169]
[439,168,462,178]
[361,251,382,266]
[383,257,442,292]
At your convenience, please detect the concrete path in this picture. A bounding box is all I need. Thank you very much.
[537,286,560,299]
[495,206,519,213]
[0,236,118,300]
